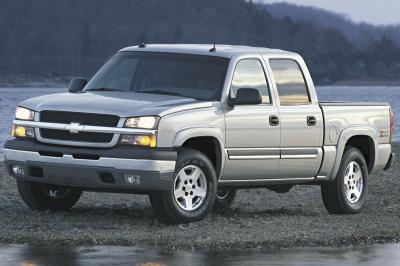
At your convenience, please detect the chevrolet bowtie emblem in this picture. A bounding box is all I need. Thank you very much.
[65,122,82,134]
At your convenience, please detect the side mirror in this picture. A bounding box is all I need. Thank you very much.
[228,88,262,106]
[68,77,87,93]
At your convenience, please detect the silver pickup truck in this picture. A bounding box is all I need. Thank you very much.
[4,44,395,223]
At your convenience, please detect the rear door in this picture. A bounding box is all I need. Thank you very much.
[267,58,323,179]
[222,56,281,181]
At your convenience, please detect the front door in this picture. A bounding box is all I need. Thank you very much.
[222,58,280,181]
[268,58,324,179]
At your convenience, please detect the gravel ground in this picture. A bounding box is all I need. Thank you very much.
[0,145,399,251]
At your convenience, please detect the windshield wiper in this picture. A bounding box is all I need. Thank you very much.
[138,89,184,97]
[86,88,126,92]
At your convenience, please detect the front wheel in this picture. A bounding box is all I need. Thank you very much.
[150,149,217,223]
[17,181,82,212]
[321,147,368,214]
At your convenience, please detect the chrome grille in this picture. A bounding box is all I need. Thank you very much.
[39,111,119,144]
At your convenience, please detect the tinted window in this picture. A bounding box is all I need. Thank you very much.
[231,59,270,104]
[269,59,310,105]
[85,52,229,101]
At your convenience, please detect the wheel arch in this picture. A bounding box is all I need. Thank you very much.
[330,126,377,179]
[172,126,225,179]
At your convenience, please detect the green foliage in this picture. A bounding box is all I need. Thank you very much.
[0,0,399,84]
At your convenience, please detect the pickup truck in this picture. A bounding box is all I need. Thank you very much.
[3,44,395,223]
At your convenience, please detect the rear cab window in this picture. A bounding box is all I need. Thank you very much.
[269,59,311,105]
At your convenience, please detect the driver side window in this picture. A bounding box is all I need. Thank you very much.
[231,59,271,104]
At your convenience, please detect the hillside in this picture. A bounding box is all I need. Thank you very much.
[261,2,400,48]
[1,0,400,84]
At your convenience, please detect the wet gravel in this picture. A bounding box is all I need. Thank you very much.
[0,145,399,251]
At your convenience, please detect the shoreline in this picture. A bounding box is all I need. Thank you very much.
[0,75,69,88]
[0,143,399,251]
[331,79,400,86]
[0,233,399,251]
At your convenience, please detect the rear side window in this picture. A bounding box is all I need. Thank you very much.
[269,59,310,105]
[231,59,270,104]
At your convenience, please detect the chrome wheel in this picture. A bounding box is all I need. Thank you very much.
[344,161,364,203]
[174,165,208,211]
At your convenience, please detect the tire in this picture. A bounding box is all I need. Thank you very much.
[17,180,82,212]
[150,148,217,224]
[213,188,236,210]
[321,147,368,214]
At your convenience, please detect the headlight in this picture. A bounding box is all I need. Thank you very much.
[15,107,35,121]
[124,116,159,129]
[121,116,159,147]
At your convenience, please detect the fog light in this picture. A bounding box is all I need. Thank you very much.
[11,165,25,176]
[119,134,157,147]
[123,174,141,185]
[12,125,35,138]
[137,135,151,146]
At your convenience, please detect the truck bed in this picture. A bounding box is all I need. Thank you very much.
[319,101,391,146]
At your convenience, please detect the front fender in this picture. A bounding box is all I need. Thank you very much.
[172,126,225,179]
[172,125,224,148]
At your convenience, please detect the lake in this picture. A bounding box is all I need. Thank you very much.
[0,244,400,265]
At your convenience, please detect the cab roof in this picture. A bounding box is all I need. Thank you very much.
[119,44,298,58]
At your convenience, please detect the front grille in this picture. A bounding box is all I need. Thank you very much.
[40,129,114,143]
[39,111,119,144]
[40,111,119,127]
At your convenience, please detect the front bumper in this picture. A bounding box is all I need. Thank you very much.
[3,139,177,192]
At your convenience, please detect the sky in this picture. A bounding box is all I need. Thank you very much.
[256,0,400,25]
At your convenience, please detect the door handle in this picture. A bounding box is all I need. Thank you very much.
[269,115,279,126]
[307,116,317,126]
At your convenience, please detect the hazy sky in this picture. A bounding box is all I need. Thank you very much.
[256,0,400,25]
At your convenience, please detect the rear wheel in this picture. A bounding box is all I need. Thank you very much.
[150,149,217,223]
[17,181,82,212]
[213,188,236,210]
[321,147,368,214]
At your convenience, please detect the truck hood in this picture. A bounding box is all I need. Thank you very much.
[19,91,213,117]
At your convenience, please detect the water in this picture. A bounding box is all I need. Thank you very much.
[0,244,399,265]
[1,86,400,157]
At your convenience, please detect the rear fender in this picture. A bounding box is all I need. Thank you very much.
[330,126,377,179]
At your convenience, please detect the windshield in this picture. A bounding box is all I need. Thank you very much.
[84,52,229,101]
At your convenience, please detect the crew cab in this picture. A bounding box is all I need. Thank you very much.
[3,44,395,223]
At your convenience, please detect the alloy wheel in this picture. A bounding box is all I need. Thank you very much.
[173,165,208,211]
